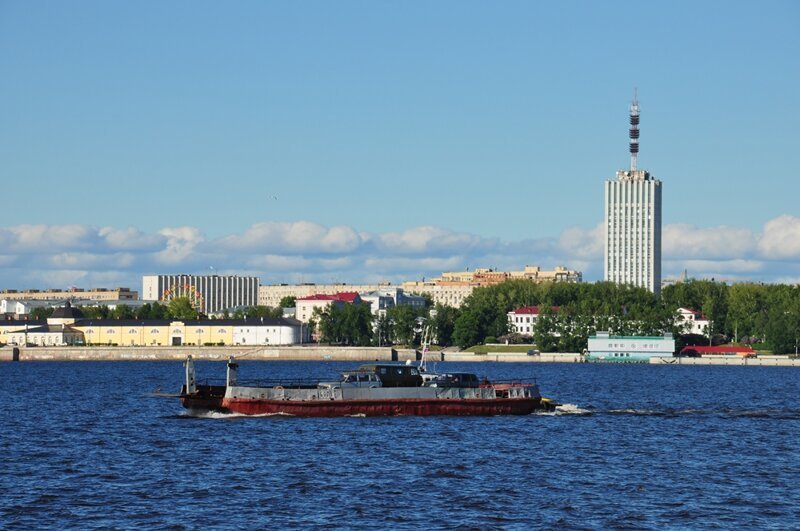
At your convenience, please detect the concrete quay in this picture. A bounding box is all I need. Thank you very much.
[442,351,585,363]
[0,346,402,362]
[650,355,800,366]
[2,346,797,366]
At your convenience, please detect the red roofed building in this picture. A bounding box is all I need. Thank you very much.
[676,307,711,336]
[296,292,362,323]
[679,345,756,358]
[507,306,560,335]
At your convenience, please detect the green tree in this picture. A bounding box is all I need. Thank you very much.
[233,306,283,319]
[387,305,418,346]
[532,307,559,352]
[726,283,762,342]
[452,311,482,349]
[80,305,109,319]
[430,304,460,346]
[318,303,373,345]
[111,304,134,320]
[375,314,393,346]
[279,296,297,308]
[168,297,198,320]
[30,307,55,320]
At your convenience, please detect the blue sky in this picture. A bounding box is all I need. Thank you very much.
[1,1,798,291]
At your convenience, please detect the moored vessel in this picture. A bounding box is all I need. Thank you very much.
[180,356,549,417]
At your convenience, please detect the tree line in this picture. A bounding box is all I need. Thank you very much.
[24,280,800,354]
[449,279,800,354]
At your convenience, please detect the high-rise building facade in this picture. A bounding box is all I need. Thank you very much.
[142,275,260,314]
[604,92,662,295]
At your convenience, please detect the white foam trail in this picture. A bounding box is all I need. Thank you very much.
[553,403,592,415]
[533,403,592,416]
[182,410,296,419]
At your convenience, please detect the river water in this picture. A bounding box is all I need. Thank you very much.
[1,360,798,529]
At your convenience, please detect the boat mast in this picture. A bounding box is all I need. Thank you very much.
[185,355,196,394]
[419,324,430,373]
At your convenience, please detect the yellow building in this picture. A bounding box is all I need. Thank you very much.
[0,287,138,302]
[403,265,582,308]
[0,309,304,347]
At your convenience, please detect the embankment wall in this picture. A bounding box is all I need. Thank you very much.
[0,346,400,362]
[651,356,800,366]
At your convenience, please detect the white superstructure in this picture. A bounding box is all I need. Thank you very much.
[604,92,662,295]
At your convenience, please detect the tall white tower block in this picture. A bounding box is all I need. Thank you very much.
[604,92,662,295]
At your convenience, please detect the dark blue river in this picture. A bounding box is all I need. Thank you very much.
[1,360,798,529]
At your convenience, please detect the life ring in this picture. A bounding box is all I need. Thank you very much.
[274,385,284,390]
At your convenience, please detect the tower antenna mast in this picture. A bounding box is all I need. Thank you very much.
[629,88,640,171]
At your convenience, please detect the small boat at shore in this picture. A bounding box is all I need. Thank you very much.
[179,356,553,417]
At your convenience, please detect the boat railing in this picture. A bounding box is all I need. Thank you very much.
[481,378,538,388]
[198,377,330,389]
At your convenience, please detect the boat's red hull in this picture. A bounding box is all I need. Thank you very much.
[221,397,540,416]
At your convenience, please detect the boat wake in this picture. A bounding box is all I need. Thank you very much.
[531,404,800,419]
[534,403,592,416]
[604,407,800,419]
[178,410,296,420]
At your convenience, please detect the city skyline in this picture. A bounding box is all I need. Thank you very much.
[1,1,798,289]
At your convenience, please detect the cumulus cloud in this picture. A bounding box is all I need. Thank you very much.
[1,216,800,290]
[663,224,757,259]
[47,252,137,270]
[155,226,206,265]
[558,223,604,259]
[99,227,165,251]
[758,215,800,259]
[217,221,362,254]
[0,224,96,253]
[371,226,494,256]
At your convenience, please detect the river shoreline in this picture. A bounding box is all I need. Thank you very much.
[1,346,798,365]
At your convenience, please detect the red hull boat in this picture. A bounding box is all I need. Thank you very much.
[180,356,550,417]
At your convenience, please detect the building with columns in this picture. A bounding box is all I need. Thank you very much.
[142,274,259,314]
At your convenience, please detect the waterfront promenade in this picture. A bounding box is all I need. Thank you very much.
[1,346,798,365]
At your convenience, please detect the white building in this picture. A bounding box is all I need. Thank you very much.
[507,306,560,335]
[359,291,395,316]
[295,292,362,323]
[142,274,259,314]
[676,307,710,336]
[587,332,675,362]
[359,288,427,317]
[259,283,393,308]
[604,92,662,295]
[1,299,51,317]
[232,317,305,345]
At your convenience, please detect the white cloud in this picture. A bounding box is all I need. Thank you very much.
[47,252,137,270]
[372,226,493,256]
[558,223,604,259]
[155,227,206,265]
[758,215,800,259]
[99,227,164,251]
[664,224,757,259]
[217,221,362,254]
[1,215,800,289]
[0,224,96,253]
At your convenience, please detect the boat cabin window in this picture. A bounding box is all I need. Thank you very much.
[360,364,424,387]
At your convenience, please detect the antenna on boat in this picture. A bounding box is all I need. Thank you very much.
[185,355,196,394]
[419,324,431,373]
